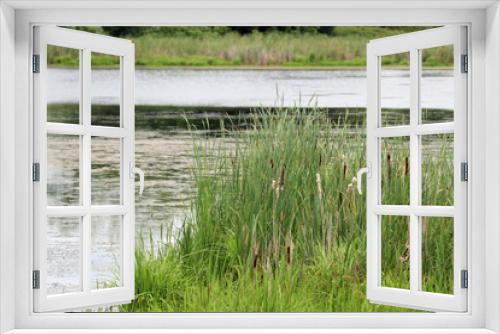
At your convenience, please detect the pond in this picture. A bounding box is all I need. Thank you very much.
[46,68,453,295]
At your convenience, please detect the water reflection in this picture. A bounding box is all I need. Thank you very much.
[48,68,454,108]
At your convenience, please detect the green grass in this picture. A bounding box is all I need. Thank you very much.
[117,107,454,312]
[49,27,452,68]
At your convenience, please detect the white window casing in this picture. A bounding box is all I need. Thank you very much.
[32,26,136,312]
[365,26,468,312]
[0,2,497,333]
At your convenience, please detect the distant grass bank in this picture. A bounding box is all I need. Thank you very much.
[49,26,453,68]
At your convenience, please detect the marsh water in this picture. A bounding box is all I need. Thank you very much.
[46,68,453,295]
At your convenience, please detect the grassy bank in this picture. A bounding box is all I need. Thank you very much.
[49,26,452,68]
[118,107,453,312]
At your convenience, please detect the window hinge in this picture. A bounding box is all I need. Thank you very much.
[461,54,468,73]
[32,54,40,73]
[32,162,40,182]
[461,269,468,289]
[461,162,468,182]
[32,270,40,289]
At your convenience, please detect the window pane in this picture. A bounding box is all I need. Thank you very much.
[420,45,454,124]
[47,134,80,206]
[91,216,122,289]
[421,134,454,206]
[91,52,121,127]
[381,136,410,205]
[381,215,410,289]
[91,137,121,205]
[380,52,410,127]
[47,217,81,295]
[421,217,454,294]
[47,45,80,124]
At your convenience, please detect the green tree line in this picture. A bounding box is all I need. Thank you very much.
[48,26,451,68]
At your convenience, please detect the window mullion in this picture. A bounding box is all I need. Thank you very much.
[81,48,92,295]
[409,48,421,292]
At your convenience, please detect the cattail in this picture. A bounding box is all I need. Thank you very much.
[279,164,286,189]
[353,262,363,283]
[387,152,392,182]
[316,173,323,200]
[252,241,260,269]
[405,156,409,176]
[317,172,329,250]
[286,236,295,269]
[319,153,323,168]
[270,159,275,171]
[343,163,347,178]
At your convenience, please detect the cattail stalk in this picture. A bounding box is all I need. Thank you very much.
[316,172,329,250]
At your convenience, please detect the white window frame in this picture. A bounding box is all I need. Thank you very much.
[0,1,499,333]
[32,26,136,312]
[365,26,468,312]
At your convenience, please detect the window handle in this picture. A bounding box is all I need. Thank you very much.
[130,163,145,195]
[356,164,371,195]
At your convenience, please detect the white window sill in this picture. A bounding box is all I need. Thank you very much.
[3,330,498,334]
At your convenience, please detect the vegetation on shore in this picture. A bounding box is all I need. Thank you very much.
[118,107,453,312]
[48,26,453,68]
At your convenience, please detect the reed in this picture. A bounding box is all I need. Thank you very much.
[120,106,453,312]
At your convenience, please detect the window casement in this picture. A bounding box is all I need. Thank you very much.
[362,26,468,312]
[32,26,138,312]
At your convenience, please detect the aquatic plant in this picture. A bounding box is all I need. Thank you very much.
[120,106,453,312]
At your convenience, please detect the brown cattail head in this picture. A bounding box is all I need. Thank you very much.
[319,154,323,168]
[270,159,275,171]
[343,163,347,178]
[405,156,409,176]
[252,241,260,269]
[279,164,286,189]
[387,152,392,181]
